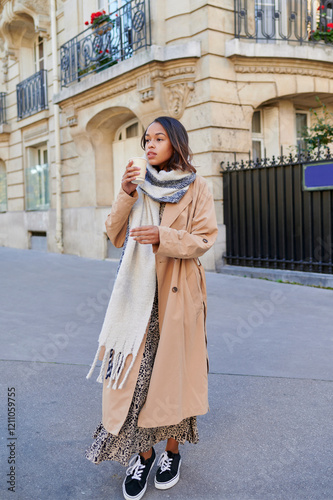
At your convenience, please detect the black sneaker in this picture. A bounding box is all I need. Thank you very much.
[122,448,156,500]
[154,450,181,490]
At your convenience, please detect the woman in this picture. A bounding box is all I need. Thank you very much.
[86,116,218,500]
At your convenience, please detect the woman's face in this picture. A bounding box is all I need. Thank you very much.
[144,122,173,170]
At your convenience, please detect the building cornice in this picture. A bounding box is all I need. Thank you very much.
[53,42,200,107]
[231,55,333,80]
[226,39,333,80]
[226,38,333,66]
[54,42,200,124]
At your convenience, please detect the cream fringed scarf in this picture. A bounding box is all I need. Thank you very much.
[86,164,196,390]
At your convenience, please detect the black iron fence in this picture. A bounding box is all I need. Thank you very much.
[16,70,48,120]
[60,0,151,87]
[234,0,333,44]
[0,93,7,125]
[221,151,333,274]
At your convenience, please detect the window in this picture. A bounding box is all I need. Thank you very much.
[252,110,261,134]
[125,122,138,138]
[114,120,144,142]
[296,112,308,153]
[98,0,124,12]
[252,110,264,161]
[29,231,47,252]
[255,0,308,42]
[34,36,45,72]
[0,160,7,212]
[98,0,133,58]
[25,145,50,211]
[255,0,276,42]
[318,2,333,26]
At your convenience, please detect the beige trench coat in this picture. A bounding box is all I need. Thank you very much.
[101,175,218,435]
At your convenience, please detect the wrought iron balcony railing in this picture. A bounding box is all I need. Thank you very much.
[60,0,151,87]
[16,70,48,120]
[0,93,7,125]
[234,0,333,45]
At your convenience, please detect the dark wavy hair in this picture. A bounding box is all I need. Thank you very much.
[141,116,196,173]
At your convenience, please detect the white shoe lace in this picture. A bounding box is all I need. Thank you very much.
[126,454,146,481]
[157,451,173,473]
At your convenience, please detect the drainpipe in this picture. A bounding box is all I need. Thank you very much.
[50,0,63,252]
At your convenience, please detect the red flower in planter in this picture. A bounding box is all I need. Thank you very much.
[85,10,111,27]
[91,11,106,23]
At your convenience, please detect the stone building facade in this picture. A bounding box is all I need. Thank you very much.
[0,0,332,270]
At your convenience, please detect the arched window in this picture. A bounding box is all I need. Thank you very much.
[0,160,7,212]
[112,118,144,200]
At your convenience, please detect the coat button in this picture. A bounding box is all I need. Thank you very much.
[172,287,178,293]
[203,238,208,243]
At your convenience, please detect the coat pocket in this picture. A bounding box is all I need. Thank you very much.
[186,264,204,318]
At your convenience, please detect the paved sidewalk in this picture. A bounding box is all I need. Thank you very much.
[0,247,332,500]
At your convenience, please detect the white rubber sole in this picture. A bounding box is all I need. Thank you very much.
[154,459,182,490]
[122,457,156,500]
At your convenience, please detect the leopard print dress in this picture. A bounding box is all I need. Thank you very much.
[85,203,199,467]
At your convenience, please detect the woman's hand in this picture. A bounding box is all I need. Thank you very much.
[130,226,160,245]
[121,160,141,195]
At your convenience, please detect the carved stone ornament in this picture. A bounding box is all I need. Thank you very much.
[164,82,194,118]
[67,116,78,127]
[137,74,154,103]
[20,0,50,15]
[0,54,8,85]
[0,0,50,57]
[64,106,78,127]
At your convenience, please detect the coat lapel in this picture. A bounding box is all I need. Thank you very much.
[160,185,193,228]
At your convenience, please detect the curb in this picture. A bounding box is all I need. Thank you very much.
[217,264,333,288]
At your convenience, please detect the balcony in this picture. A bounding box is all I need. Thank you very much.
[16,70,48,120]
[60,0,151,87]
[234,0,333,45]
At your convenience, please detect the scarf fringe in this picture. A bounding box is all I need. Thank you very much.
[107,349,136,390]
[86,345,102,381]
[96,347,110,384]
[87,345,136,391]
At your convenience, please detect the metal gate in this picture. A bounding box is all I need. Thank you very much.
[221,154,333,274]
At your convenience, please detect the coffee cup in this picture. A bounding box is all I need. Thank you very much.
[129,157,147,184]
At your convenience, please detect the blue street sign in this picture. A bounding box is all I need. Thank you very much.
[303,161,333,191]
